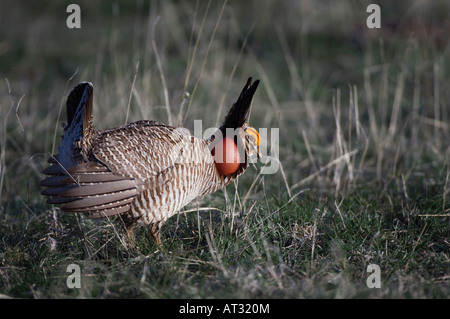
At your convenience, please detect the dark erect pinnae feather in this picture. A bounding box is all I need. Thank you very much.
[66,81,93,128]
[219,77,259,133]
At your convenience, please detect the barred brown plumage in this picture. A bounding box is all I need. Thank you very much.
[41,78,260,245]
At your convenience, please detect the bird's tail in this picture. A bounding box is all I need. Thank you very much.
[41,82,94,194]
[56,82,94,169]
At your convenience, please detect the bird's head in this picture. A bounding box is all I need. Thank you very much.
[209,78,260,180]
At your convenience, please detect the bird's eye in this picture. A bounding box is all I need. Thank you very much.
[245,127,260,146]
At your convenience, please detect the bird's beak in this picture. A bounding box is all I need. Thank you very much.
[245,126,261,160]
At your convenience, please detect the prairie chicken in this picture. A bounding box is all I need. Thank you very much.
[41,78,260,245]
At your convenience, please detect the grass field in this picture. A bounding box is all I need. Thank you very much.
[0,0,449,299]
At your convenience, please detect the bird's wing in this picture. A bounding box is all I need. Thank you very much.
[90,121,193,180]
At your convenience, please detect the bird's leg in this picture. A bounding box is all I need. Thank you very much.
[120,215,137,248]
[147,222,162,246]
[125,226,136,248]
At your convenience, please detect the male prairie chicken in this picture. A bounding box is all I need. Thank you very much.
[41,78,260,245]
